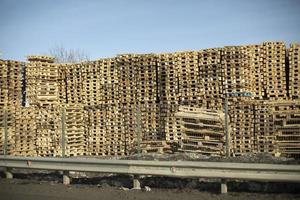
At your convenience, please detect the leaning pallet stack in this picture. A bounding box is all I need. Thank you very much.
[198,48,223,109]
[176,106,225,156]
[288,43,300,99]
[157,53,180,143]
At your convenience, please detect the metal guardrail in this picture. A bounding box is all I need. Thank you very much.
[0,156,300,193]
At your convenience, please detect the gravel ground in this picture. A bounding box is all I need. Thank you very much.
[74,152,299,164]
[120,153,300,164]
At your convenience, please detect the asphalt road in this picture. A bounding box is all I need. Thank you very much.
[1,179,300,200]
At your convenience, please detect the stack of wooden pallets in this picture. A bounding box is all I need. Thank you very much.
[135,54,157,103]
[157,53,180,143]
[177,52,200,106]
[14,107,37,156]
[0,108,16,155]
[263,42,287,100]
[198,48,223,109]
[221,46,252,95]
[65,63,85,104]
[175,106,225,156]
[160,103,181,143]
[0,60,23,107]
[229,101,255,156]
[288,43,300,99]
[246,45,265,99]
[117,54,138,155]
[140,103,160,141]
[121,102,137,155]
[58,64,67,104]
[82,61,102,106]
[64,105,86,157]
[98,58,119,105]
[273,101,300,157]
[26,56,58,106]
[0,60,8,106]
[7,61,23,107]
[36,106,62,157]
[253,101,277,155]
[105,104,125,156]
[157,53,178,104]
[135,54,160,142]
[254,101,278,155]
[85,105,107,156]
[1,41,300,158]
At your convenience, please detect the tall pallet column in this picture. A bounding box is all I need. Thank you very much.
[61,107,70,185]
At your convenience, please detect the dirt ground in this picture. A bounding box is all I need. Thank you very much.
[1,178,300,200]
[1,171,300,200]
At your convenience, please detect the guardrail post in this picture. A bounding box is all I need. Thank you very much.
[4,167,13,179]
[221,179,227,194]
[63,171,70,185]
[133,175,141,190]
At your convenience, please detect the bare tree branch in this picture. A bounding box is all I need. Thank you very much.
[49,45,89,63]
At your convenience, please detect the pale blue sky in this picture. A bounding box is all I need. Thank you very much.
[0,0,300,61]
